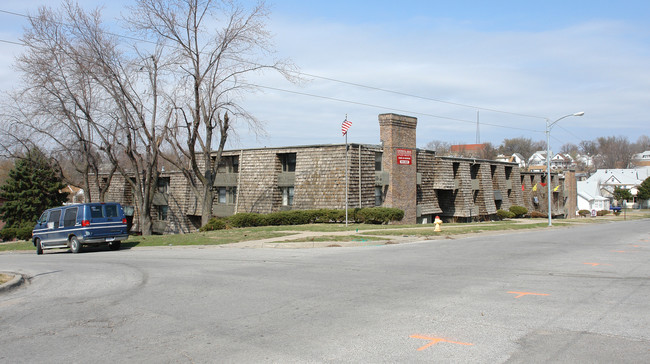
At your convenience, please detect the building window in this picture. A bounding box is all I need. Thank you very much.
[375,187,384,206]
[505,166,512,180]
[158,205,168,220]
[375,152,382,171]
[282,186,294,206]
[453,162,460,178]
[216,156,239,173]
[279,153,296,172]
[216,187,237,204]
[157,177,170,193]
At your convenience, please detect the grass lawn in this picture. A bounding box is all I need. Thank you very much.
[1,211,648,251]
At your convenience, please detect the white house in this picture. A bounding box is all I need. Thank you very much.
[495,153,526,169]
[527,151,548,172]
[577,168,650,211]
[550,153,574,171]
[632,150,650,167]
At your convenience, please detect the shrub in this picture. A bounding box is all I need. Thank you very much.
[578,209,590,217]
[1,227,17,241]
[199,218,227,232]
[16,222,35,241]
[509,205,528,218]
[355,207,404,224]
[596,210,610,216]
[497,209,515,220]
[229,212,265,228]
[530,211,547,218]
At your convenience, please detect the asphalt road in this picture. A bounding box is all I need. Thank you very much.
[1,219,649,363]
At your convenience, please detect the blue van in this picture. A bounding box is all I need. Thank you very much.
[32,203,129,254]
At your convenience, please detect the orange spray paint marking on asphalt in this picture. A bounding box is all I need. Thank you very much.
[409,335,473,351]
[612,250,626,253]
[508,291,550,299]
[583,263,611,266]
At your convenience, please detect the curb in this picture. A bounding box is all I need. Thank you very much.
[0,272,24,293]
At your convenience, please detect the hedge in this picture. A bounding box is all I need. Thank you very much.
[199,218,227,232]
[219,207,404,229]
[578,209,590,217]
[508,205,528,218]
[497,209,515,220]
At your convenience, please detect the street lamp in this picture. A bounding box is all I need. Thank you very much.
[546,111,585,226]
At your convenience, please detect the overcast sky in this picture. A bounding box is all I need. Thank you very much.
[1,0,649,153]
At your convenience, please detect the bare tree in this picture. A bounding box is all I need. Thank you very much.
[10,4,114,202]
[498,137,546,160]
[425,140,451,155]
[596,136,633,169]
[128,0,297,226]
[9,1,172,235]
[560,143,579,157]
[634,135,650,152]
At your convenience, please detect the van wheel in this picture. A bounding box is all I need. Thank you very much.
[70,236,82,254]
[108,241,121,251]
[35,239,43,255]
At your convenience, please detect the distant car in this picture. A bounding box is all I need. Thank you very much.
[32,203,129,254]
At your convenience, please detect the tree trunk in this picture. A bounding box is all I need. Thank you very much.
[201,180,214,227]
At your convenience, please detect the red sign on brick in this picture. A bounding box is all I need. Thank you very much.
[396,148,412,165]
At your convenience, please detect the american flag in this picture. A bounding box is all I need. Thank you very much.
[341,119,352,136]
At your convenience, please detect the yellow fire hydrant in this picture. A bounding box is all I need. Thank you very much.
[434,216,442,232]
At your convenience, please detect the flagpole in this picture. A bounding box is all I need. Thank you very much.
[345,114,349,227]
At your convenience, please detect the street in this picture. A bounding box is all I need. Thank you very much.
[1,219,649,363]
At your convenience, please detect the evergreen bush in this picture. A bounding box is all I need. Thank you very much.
[578,209,590,217]
[508,205,528,218]
[199,218,227,232]
[1,227,17,241]
[497,209,515,220]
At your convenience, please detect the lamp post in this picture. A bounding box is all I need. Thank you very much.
[546,111,585,226]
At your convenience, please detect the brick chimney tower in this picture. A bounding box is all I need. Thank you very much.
[379,113,417,224]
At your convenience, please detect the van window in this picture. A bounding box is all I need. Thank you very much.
[48,210,61,229]
[90,205,103,218]
[105,205,118,218]
[38,212,48,224]
[63,207,78,228]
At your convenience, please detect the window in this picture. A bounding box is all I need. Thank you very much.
[375,187,384,206]
[63,208,78,228]
[105,205,118,218]
[157,177,170,193]
[375,152,383,171]
[157,205,168,220]
[453,162,460,178]
[216,187,237,204]
[216,156,239,173]
[279,153,296,172]
[282,186,294,206]
[48,210,61,229]
[470,164,480,179]
[505,166,512,180]
[38,212,48,224]
[90,205,103,218]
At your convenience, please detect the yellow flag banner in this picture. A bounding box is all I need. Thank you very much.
[553,185,560,192]
[532,183,537,192]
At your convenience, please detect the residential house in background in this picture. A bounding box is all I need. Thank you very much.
[527,151,548,172]
[577,167,650,211]
[495,153,526,169]
[550,153,575,171]
[632,150,650,167]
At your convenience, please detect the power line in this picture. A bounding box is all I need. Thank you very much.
[243,82,542,133]
[0,7,549,122]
